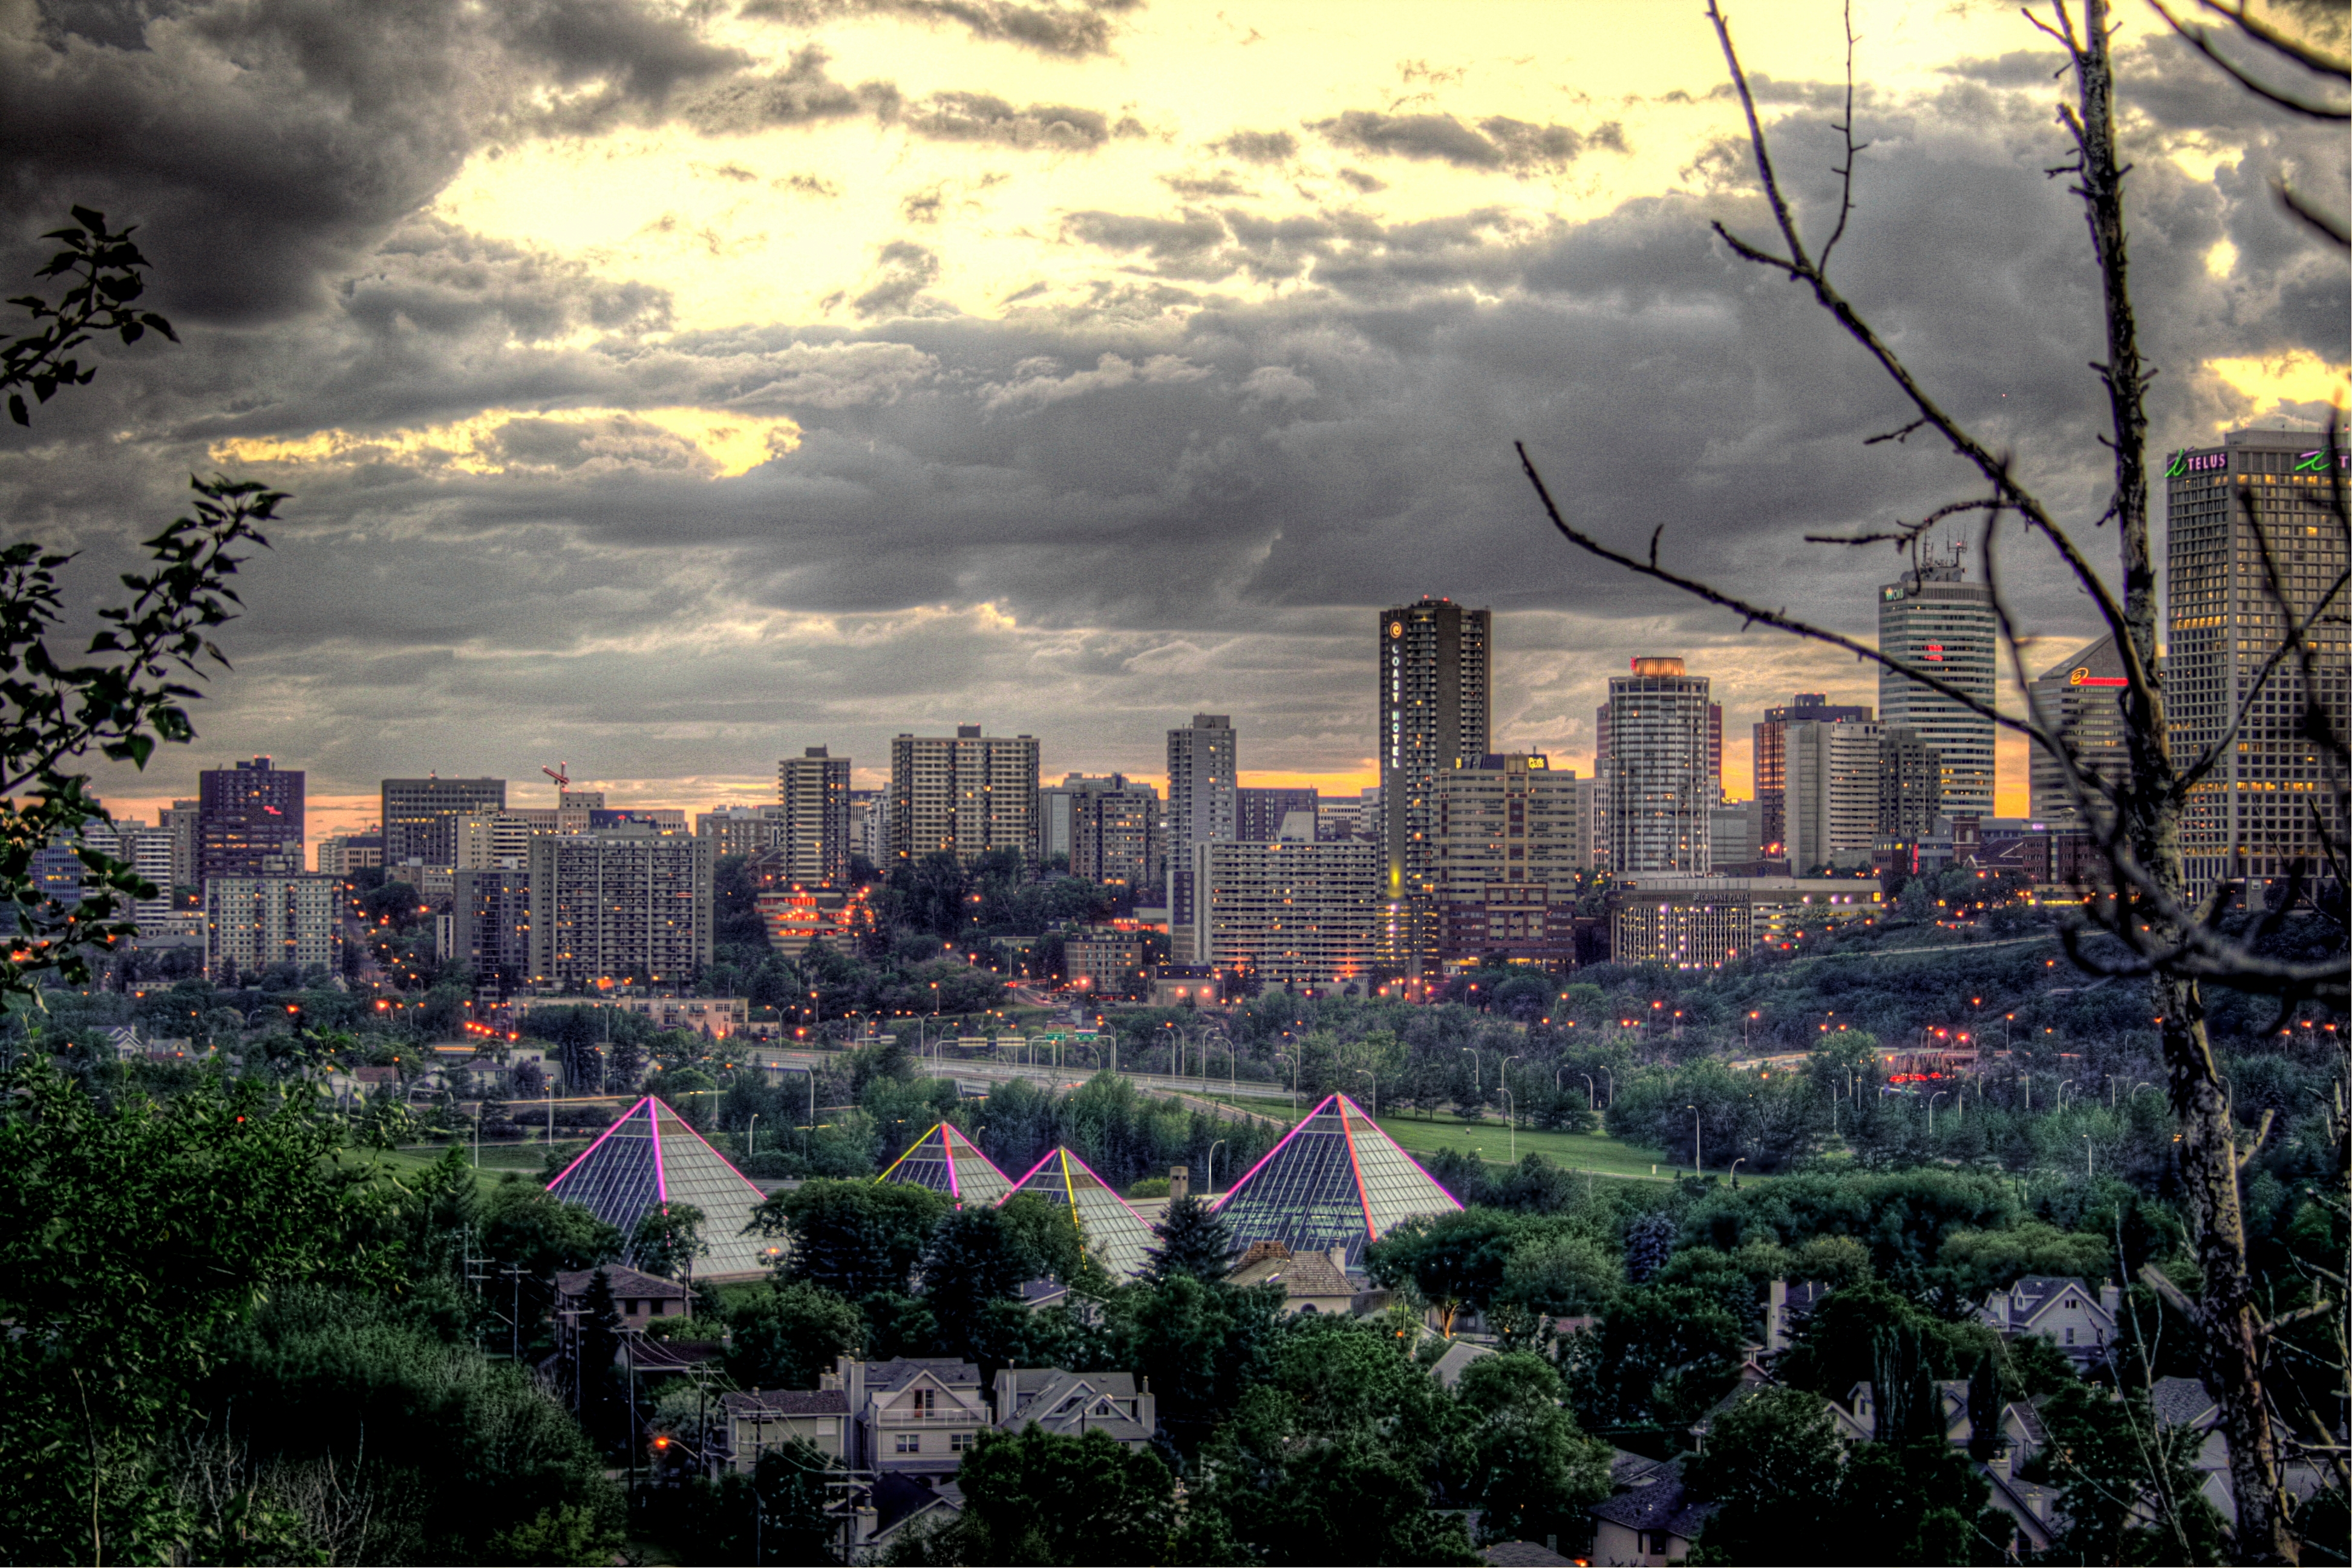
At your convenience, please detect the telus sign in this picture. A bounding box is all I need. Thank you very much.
[2164,445,2350,477]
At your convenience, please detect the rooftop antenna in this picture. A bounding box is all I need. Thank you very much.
[543,761,570,802]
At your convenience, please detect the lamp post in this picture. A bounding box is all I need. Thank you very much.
[1581,1073,1596,1111]
[1600,1066,1613,1107]
[1729,1155,1746,1189]
[1206,1138,1226,1198]
[1927,1090,1948,1137]
[1685,1103,1701,1174]
[747,1114,757,1160]
[1501,1054,1523,1127]
[1500,1086,1515,1162]
[1745,1010,1759,1051]
[1357,1067,1378,1119]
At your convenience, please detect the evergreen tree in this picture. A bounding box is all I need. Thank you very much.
[1624,1210,1677,1283]
[1142,1194,1236,1284]
[1965,1351,2001,1463]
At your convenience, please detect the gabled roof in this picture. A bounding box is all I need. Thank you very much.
[721,1389,851,1417]
[554,1263,692,1301]
[863,1357,983,1392]
[1590,1455,1714,1540]
[878,1122,1014,1207]
[1000,1146,1157,1279]
[1209,1093,1460,1267]
[2004,1275,2112,1325]
[1227,1249,1354,1299]
[2151,1376,2220,1430]
[997,1369,1150,1442]
[545,1096,781,1279]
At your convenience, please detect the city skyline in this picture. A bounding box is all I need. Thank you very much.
[11,2,2337,855]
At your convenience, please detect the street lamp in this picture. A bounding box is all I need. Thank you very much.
[1685,1103,1701,1174]
[1206,1138,1226,1197]
[1499,1086,1515,1163]
[1500,1054,1523,1126]
[1600,1066,1613,1106]
[747,1113,758,1159]
[1729,1155,1746,1189]
[1927,1090,1948,1136]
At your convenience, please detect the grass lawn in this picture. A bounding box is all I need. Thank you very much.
[359,1139,581,1184]
[1370,1114,1694,1183]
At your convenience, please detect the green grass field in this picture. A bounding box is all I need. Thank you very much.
[1368,1114,1694,1183]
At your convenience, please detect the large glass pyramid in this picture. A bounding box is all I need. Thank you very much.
[1001,1146,1156,1280]
[878,1122,1014,1207]
[545,1096,782,1281]
[1210,1093,1461,1267]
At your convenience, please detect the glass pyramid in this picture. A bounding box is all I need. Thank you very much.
[877,1122,1014,1207]
[1210,1093,1461,1268]
[1001,1146,1156,1280]
[545,1096,782,1280]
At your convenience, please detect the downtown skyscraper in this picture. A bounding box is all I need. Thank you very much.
[1378,598,1491,972]
[1603,657,1713,874]
[1166,714,1237,956]
[1878,546,1996,817]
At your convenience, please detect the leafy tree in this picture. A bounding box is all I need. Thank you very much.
[1687,1385,1846,1562]
[576,1268,629,1449]
[751,1178,946,1299]
[631,1201,710,1285]
[1108,1274,1285,1456]
[1449,1352,1612,1546]
[0,1062,393,1562]
[1366,1208,1518,1335]
[946,1425,1177,1565]
[727,1282,866,1391]
[1142,1193,1238,1284]
[1936,1221,2111,1299]
[920,1203,1040,1364]
[2027,1382,2228,1564]
[1560,1284,1744,1433]
[1830,1439,2006,1566]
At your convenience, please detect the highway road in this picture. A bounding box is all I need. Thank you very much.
[738,1044,1304,1106]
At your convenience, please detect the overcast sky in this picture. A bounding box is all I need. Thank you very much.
[3,0,2344,848]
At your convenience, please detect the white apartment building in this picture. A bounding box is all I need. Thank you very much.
[1604,657,1714,875]
[206,874,345,981]
[1191,832,1381,987]
[1878,549,1996,817]
[778,746,852,883]
[1432,753,1587,965]
[1785,719,1885,872]
[526,828,713,987]
[888,727,1040,868]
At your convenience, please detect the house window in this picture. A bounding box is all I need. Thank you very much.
[2065,1327,2077,1344]
[895,1434,920,1454]
[950,1433,973,1452]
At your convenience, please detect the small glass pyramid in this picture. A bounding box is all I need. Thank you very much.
[1002,1146,1157,1279]
[877,1122,1014,1207]
[1209,1093,1460,1267]
[545,1096,782,1279]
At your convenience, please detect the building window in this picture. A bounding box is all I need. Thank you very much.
[2065,1327,2077,1345]
[895,1434,920,1454]
[950,1433,972,1452]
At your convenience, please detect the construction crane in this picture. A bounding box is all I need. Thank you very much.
[543,761,569,798]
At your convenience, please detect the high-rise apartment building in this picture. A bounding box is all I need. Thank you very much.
[2166,426,2350,895]
[1237,786,1319,843]
[161,798,200,892]
[1166,714,1238,952]
[382,777,507,866]
[1707,703,1724,799]
[1753,694,1872,857]
[1878,549,1996,817]
[1191,833,1381,987]
[696,806,785,860]
[888,727,1040,868]
[316,832,384,877]
[109,821,176,927]
[447,867,532,998]
[197,757,305,885]
[1783,718,1884,872]
[1379,599,1491,971]
[778,746,852,883]
[1432,753,1587,967]
[2027,636,2131,826]
[1605,657,1714,874]
[526,826,713,987]
[1877,727,1944,844]
[206,874,343,982]
[852,790,886,866]
[1041,774,1161,887]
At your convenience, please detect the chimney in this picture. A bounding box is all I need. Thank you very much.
[1168,1165,1189,1201]
[1990,1442,2012,1480]
[2099,1278,2121,1317]
[1328,1243,1349,1275]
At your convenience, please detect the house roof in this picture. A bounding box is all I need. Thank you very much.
[878,1123,1014,1207]
[1226,1249,1354,1298]
[1998,1275,2113,1326]
[1430,1340,1495,1390]
[871,1474,964,1540]
[1978,1463,2059,1550]
[1608,1448,1669,1487]
[1001,1147,1157,1279]
[1590,1456,1714,1540]
[721,1388,851,1417]
[1480,1543,1577,1566]
[2151,1376,2219,1430]
[863,1357,982,1391]
[997,1369,1151,1442]
[554,1263,692,1301]
[1209,1093,1460,1269]
[544,1096,782,1278]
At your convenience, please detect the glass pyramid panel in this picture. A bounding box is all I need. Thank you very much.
[879,1123,1013,1207]
[1210,1093,1459,1267]
[546,1097,782,1281]
[1002,1146,1155,1280]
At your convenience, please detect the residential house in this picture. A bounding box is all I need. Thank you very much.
[553,1265,690,1371]
[1976,1275,2120,1370]
[1760,1278,1830,1354]
[991,1368,1156,1452]
[1429,1340,1496,1392]
[1589,1455,1713,1567]
[1225,1241,1359,1316]
[823,1357,989,1478]
[718,1388,851,1473]
[858,1475,965,1563]
[2148,1374,2330,1528]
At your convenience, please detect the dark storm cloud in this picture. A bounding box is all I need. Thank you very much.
[737,0,1122,58]
[1213,128,1298,164]
[5,6,2342,801]
[1312,109,1626,174]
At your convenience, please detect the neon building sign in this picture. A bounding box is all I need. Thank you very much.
[2068,667,2128,688]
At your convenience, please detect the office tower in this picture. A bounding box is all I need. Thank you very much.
[1237,786,1319,843]
[696,805,784,860]
[1785,717,1884,872]
[1190,832,1381,987]
[1708,702,1723,799]
[887,727,1040,868]
[161,798,200,892]
[1378,598,1491,972]
[1317,796,1361,841]
[1605,657,1714,874]
[115,822,177,927]
[1753,694,1873,857]
[316,832,384,877]
[2167,426,2349,895]
[381,776,507,866]
[1432,753,1587,966]
[205,875,344,982]
[1166,714,1238,953]
[526,826,713,987]
[2025,636,2132,825]
[197,757,305,884]
[1040,774,1161,887]
[779,746,852,883]
[447,867,533,998]
[1878,545,1996,817]
[1878,727,1944,844]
